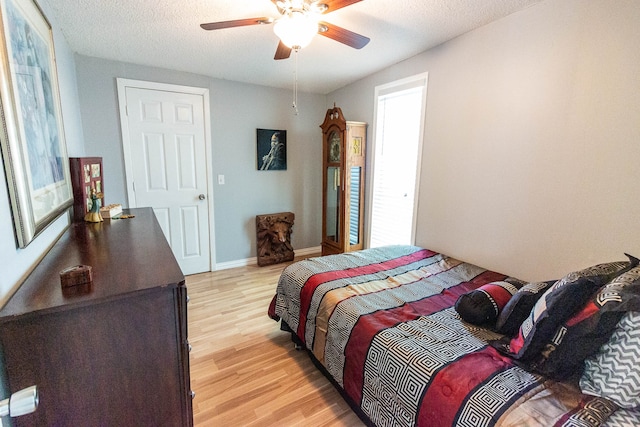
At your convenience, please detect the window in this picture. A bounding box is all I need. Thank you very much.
[368,73,428,248]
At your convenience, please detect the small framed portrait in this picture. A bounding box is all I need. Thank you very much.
[91,163,100,178]
[257,128,286,171]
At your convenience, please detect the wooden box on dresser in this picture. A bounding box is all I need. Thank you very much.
[0,208,193,426]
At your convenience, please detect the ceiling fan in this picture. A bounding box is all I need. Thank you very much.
[200,0,370,60]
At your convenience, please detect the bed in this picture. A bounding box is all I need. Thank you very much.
[268,245,640,427]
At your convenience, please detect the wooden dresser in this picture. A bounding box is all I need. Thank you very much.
[0,208,193,426]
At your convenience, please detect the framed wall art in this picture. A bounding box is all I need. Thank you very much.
[257,128,286,171]
[0,0,72,248]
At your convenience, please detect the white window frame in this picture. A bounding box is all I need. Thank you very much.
[366,72,428,248]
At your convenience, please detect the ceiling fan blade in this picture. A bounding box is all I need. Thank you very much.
[271,0,283,12]
[200,17,273,31]
[274,41,292,60]
[321,0,363,14]
[318,21,370,49]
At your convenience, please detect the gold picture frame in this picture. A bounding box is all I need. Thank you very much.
[0,0,72,248]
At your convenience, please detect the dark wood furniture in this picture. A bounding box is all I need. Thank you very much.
[69,157,105,222]
[0,208,193,426]
[320,106,366,256]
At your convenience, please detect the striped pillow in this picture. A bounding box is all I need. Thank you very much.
[580,311,640,409]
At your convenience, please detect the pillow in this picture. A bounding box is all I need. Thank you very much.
[532,264,640,379]
[491,256,637,362]
[455,280,521,325]
[494,280,555,336]
[580,311,640,409]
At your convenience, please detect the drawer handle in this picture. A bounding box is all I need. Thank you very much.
[0,385,38,418]
[190,391,196,399]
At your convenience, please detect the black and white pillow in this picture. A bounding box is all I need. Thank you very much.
[531,265,640,379]
[491,257,636,361]
[580,311,640,409]
[494,281,554,336]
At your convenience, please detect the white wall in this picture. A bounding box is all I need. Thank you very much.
[74,56,326,264]
[330,0,640,281]
[0,0,85,307]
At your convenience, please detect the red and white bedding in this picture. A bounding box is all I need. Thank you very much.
[269,246,634,426]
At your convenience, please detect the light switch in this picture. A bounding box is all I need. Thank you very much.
[218,174,225,185]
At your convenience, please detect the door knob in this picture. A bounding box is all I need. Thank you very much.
[198,194,206,200]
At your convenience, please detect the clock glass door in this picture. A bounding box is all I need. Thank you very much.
[326,166,340,243]
[325,130,342,245]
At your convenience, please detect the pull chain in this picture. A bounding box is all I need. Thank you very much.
[292,48,299,115]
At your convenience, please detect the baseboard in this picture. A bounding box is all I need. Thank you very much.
[292,246,322,257]
[214,246,321,271]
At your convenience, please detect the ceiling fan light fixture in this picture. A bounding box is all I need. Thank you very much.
[274,11,319,49]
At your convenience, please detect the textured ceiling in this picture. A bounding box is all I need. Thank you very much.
[41,0,543,94]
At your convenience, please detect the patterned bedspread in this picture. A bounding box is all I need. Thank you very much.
[269,246,635,427]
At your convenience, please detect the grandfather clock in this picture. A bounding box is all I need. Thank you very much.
[320,105,366,256]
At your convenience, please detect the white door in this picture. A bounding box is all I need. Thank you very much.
[117,79,213,275]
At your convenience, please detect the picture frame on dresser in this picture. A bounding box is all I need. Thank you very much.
[69,157,103,222]
[0,0,72,248]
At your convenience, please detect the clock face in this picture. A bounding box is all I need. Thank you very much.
[328,131,341,163]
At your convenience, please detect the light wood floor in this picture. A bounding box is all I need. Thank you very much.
[186,254,366,427]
